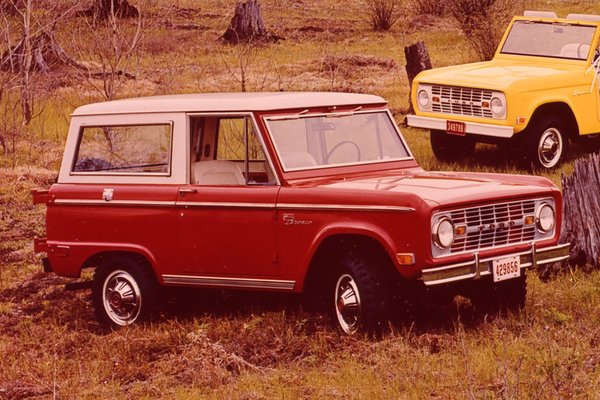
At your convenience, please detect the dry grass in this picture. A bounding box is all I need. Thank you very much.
[2,0,600,398]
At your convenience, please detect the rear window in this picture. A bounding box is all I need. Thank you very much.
[72,124,172,175]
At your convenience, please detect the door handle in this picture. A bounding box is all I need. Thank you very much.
[178,188,198,195]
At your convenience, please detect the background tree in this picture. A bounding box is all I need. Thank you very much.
[447,0,525,60]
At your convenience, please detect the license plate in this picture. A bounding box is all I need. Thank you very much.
[492,256,521,282]
[446,120,466,136]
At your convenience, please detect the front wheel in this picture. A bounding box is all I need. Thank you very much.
[430,130,475,162]
[526,118,569,169]
[331,256,390,334]
[92,257,156,328]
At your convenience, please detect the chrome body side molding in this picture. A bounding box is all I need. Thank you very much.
[162,274,296,291]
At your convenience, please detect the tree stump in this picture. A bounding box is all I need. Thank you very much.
[557,152,600,271]
[0,30,135,79]
[83,0,139,20]
[0,31,75,73]
[404,41,432,114]
[222,0,277,43]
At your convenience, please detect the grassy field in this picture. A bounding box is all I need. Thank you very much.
[1,0,600,398]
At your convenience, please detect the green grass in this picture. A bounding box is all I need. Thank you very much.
[2,0,600,398]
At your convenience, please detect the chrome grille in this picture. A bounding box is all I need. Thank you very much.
[431,85,493,118]
[439,200,539,255]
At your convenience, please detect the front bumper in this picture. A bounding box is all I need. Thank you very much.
[421,242,570,286]
[407,115,514,139]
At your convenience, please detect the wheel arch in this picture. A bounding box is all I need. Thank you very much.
[526,102,579,141]
[300,232,398,294]
[83,250,158,282]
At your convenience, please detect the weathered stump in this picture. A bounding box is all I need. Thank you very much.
[0,30,135,79]
[222,0,278,43]
[0,31,74,73]
[83,0,139,20]
[554,152,600,273]
[404,41,432,114]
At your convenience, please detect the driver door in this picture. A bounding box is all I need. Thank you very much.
[175,115,280,281]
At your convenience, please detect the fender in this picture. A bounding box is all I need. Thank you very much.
[295,221,403,291]
[45,240,159,279]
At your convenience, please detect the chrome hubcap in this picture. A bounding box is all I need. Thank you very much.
[103,270,141,326]
[538,128,562,168]
[335,273,361,334]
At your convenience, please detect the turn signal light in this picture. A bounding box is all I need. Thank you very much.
[396,253,415,266]
[524,215,535,225]
[517,116,527,125]
[455,225,467,236]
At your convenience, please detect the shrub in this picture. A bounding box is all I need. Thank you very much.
[412,0,448,16]
[447,0,525,60]
[364,0,404,31]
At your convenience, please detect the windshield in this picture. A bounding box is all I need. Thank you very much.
[266,111,410,171]
[501,20,596,60]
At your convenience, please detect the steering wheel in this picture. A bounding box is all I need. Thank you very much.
[577,43,587,59]
[326,140,361,163]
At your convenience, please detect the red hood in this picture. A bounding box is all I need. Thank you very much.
[291,169,557,208]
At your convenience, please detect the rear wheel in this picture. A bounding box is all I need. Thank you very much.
[92,256,156,328]
[430,130,475,162]
[469,274,527,316]
[331,254,391,334]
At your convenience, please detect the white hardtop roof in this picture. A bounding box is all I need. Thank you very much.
[523,10,600,24]
[72,92,387,116]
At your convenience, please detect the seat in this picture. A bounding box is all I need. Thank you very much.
[282,152,318,169]
[192,160,245,185]
[559,43,590,59]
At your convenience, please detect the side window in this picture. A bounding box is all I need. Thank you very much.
[189,116,275,185]
[216,118,265,162]
[73,124,172,174]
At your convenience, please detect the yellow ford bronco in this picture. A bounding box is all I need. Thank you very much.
[407,11,600,169]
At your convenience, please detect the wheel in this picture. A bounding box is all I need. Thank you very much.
[331,255,390,334]
[469,274,527,316]
[526,117,569,169]
[326,140,361,164]
[92,257,156,328]
[430,130,475,162]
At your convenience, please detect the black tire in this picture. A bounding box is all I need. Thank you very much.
[469,273,527,316]
[331,254,391,334]
[430,130,475,162]
[92,256,157,328]
[525,117,569,170]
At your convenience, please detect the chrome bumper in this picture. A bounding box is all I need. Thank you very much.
[421,242,570,286]
[406,115,514,139]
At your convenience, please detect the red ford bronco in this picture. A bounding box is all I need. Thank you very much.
[33,92,569,333]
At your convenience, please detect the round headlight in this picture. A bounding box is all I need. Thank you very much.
[490,97,504,115]
[417,90,430,107]
[433,217,455,249]
[536,203,555,232]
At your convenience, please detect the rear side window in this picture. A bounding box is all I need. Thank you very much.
[72,124,172,174]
